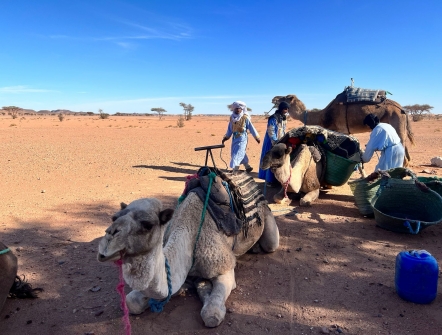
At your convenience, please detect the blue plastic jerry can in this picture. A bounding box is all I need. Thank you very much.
[395,250,439,304]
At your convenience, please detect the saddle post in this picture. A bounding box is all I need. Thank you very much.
[194,144,225,169]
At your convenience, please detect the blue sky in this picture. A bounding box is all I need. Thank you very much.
[1,0,441,115]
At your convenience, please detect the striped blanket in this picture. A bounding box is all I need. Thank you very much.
[218,170,268,237]
[191,167,268,238]
[346,86,382,103]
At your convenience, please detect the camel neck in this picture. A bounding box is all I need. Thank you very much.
[123,246,170,300]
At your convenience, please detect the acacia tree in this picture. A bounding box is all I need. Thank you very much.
[2,106,22,119]
[179,102,194,120]
[151,107,167,120]
[402,104,434,115]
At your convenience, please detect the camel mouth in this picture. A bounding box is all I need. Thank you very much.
[97,251,121,262]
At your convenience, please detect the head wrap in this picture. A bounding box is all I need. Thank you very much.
[277,101,290,112]
[363,114,380,130]
[230,101,248,122]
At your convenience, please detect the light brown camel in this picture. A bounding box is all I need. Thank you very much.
[97,194,279,327]
[261,143,323,206]
[272,93,415,167]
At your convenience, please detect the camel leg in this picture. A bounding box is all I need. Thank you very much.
[300,189,320,206]
[273,188,291,205]
[199,269,236,328]
[0,245,18,313]
[257,206,279,253]
[126,290,149,314]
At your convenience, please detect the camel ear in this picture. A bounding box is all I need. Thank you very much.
[120,202,127,209]
[159,209,174,225]
[285,146,292,155]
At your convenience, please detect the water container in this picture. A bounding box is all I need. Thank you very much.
[395,250,439,304]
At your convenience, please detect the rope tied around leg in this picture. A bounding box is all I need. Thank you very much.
[148,257,172,312]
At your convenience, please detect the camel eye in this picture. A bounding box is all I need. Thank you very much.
[140,220,153,230]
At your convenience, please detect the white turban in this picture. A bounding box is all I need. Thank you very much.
[230,100,250,122]
[230,101,247,113]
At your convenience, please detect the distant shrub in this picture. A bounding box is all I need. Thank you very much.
[58,113,65,122]
[413,115,424,122]
[10,123,17,127]
[177,116,185,128]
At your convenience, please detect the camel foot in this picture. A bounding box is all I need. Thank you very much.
[276,196,291,206]
[299,198,311,207]
[126,290,149,315]
[201,304,226,328]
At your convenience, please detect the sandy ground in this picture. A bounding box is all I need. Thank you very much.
[0,114,441,335]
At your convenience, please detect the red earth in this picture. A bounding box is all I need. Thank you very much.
[1,114,441,335]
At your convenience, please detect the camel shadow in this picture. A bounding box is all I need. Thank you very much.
[133,165,197,175]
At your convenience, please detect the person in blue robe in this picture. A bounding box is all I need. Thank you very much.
[362,114,405,171]
[222,101,260,174]
[258,101,289,186]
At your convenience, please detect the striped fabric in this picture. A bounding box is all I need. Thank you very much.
[346,86,380,103]
[218,170,268,237]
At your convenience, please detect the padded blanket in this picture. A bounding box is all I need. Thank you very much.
[279,125,362,162]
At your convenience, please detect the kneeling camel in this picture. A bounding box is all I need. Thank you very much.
[261,143,323,206]
[97,194,279,327]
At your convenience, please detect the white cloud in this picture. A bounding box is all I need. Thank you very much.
[0,86,55,93]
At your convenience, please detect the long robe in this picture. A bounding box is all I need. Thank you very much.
[258,112,287,182]
[362,123,405,171]
[225,114,260,168]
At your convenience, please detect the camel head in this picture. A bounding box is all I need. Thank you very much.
[272,95,306,120]
[97,198,174,262]
[260,143,292,172]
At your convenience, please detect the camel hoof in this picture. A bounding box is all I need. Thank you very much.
[299,198,311,207]
[126,290,149,315]
[280,197,292,206]
[201,306,226,328]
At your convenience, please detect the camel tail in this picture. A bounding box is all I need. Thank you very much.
[406,114,415,145]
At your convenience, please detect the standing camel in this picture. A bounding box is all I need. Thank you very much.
[272,93,414,167]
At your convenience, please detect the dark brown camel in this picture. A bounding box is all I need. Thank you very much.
[272,93,414,167]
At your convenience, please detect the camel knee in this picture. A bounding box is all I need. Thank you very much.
[258,207,280,253]
[126,290,149,315]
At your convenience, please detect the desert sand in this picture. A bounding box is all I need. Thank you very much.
[1,113,441,335]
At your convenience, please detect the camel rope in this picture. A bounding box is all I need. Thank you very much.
[115,258,132,335]
[0,247,10,255]
[282,168,292,200]
[192,171,217,268]
[148,258,172,312]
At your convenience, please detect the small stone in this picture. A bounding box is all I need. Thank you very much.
[41,190,45,193]
[227,308,235,313]
[313,299,319,303]
[320,327,330,334]
[277,313,282,318]
[89,286,101,292]
[95,310,104,316]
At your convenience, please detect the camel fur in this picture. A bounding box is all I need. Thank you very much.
[272,94,414,167]
[97,195,279,327]
[261,143,323,206]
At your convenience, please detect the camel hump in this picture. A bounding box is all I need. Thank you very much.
[345,86,387,104]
